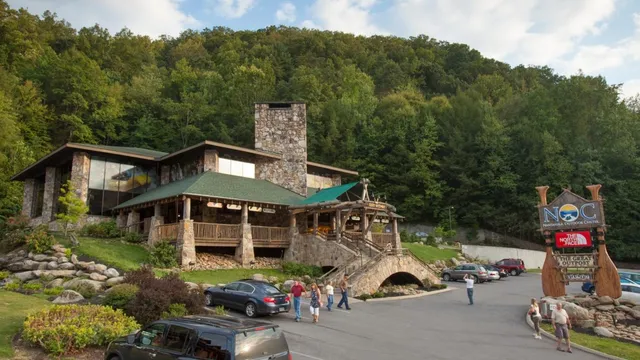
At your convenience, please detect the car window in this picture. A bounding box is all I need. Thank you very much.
[237,283,254,293]
[194,332,231,360]
[138,323,166,347]
[632,286,640,294]
[258,284,281,295]
[622,285,631,292]
[164,325,192,353]
[225,283,240,291]
[235,327,286,360]
[454,266,463,270]
[462,265,474,271]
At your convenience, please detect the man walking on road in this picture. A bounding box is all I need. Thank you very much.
[325,281,334,311]
[290,281,306,322]
[552,303,572,353]
[463,274,474,305]
[337,275,351,310]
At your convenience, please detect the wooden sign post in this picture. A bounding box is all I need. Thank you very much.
[536,185,621,298]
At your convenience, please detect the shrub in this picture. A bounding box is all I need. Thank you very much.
[430,283,448,290]
[0,228,28,252]
[162,303,188,318]
[372,291,385,298]
[0,271,9,280]
[282,262,322,278]
[214,305,227,316]
[149,240,178,268]
[103,284,139,310]
[23,304,139,356]
[4,282,20,291]
[123,231,143,244]
[82,220,120,238]
[5,215,30,230]
[356,294,371,301]
[69,283,96,299]
[65,248,72,258]
[124,267,204,325]
[24,228,54,253]
[44,286,64,296]
[22,282,42,294]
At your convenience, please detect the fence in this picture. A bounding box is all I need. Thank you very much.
[371,233,395,249]
[156,223,179,241]
[252,226,289,247]
[194,223,242,247]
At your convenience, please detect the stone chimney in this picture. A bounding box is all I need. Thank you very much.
[254,102,307,196]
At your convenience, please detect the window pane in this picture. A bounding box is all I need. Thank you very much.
[219,158,231,175]
[88,189,103,215]
[147,168,158,191]
[164,325,192,352]
[225,283,240,291]
[104,162,122,192]
[139,323,166,347]
[130,166,147,195]
[243,162,255,178]
[231,160,243,177]
[33,178,45,217]
[89,158,105,190]
[237,283,254,293]
[194,332,230,359]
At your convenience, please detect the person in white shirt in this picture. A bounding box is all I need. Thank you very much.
[529,298,542,339]
[463,274,474,305]
[325,281,334,311]
[552,303,572,353]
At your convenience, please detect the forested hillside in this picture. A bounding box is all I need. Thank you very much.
[1,2,640,260]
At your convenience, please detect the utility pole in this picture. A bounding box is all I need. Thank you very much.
[448,206,454,231]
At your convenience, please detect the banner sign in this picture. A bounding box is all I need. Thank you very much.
[538,190,604,230]
[555,231,592,248]
[554,254,595,268]
[565,273,592,282]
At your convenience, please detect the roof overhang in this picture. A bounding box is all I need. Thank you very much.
[158,140,282,162]
[307,161,358,176]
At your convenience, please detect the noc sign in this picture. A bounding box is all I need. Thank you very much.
[565,273,592,282]
[555,231,593,248]
[538,190,604,231]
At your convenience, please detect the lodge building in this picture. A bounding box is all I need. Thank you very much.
[12,102,402,266]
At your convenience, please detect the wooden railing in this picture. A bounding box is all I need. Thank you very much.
[194,223,241,247]
[252,226,290,248]
[157,223,179,241]
[371,232,395,249]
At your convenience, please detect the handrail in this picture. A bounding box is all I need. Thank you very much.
[319,254,358,282]
[346,244,392,282]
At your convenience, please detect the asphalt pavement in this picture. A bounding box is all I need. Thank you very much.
[232,273,604,360]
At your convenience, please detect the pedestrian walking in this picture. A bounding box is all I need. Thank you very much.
[529,298,542,339]
[289,281,306,322]
[552,303,572,353]
[309,283,322,323]
[337,275,351,310]
[463,274,474,305]
[325,281,334,311]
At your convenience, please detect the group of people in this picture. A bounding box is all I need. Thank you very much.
[529,299,573,353]
[288,274,352,323]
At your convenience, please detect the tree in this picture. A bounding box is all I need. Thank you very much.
[56,180,88,239]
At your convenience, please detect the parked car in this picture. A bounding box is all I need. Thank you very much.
[582,272,640,295]
[441,264,488,283]
[104,315,291,360]
[204,280,291,318]
[581,280,596,294]
[495,258,526,276]
[482,265,504,280]
[620,278,640,304]
[619,271,640,283]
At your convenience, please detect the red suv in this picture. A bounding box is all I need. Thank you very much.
[495,258,526,276]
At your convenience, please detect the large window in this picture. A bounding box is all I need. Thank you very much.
[88,157,158,215]
[32,176,45,217]
[307,173,332,189]
[219,158,254,178]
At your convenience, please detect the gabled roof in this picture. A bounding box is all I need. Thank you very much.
[69,143,168,158]
[113,171,306,210]
[301,182,359,205]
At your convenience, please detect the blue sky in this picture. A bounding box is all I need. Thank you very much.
[10,0,640,98]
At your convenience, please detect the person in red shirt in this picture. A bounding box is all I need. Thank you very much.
[289,281,306,322]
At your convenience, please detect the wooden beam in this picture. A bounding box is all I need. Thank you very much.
[341,209,352,231]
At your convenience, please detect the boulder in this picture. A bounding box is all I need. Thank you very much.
[77,261,95,270]
[282,280,295,292]
[451,257,460,266]
[7,262,25,272]
[27,251,34,259]
[70,254,78,265]
[594,327,614,338]
[56,256,68,264]
[185,282,200,291]
[268,276,279,283]
[252,273,265,281]
[104,268,119,278]
[201,283,214,290]
[613,299,620,306]
[631,310,640,320]
[94,264,108,272]
[47,261,59,270]
[575,320,595,328]
[76,270,87,277]
[58,263,75,270]
[598,296,614,305]
[13,271,36,282]
[573,297,598,308]
[52,290,85,304]
[106,277,124,287]
[596,305,615,311]
[89,273,108,281]
[620,299,637,307]
[53,252,65,258]
[47,278,65,288]
[33,254,48,262]
[617,305,632,313]
[52,244,66,253]
[62,278,105,292]
[33,270,75,278]
[544,298,591,321]
[87,265,96,272]
[37,262,48,270]
[23,260,40,270]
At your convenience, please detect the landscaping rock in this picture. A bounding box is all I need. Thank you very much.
[617,305,632,313]
[89,273,108,281]
[594,326,614,338]
[37,262,47,270]
[62,278,104,292]
[106,277,124,287]
[56,256,68,264]
[33,270,75,278]
[76,270,87,277]
[47,261,59,270]
[575,320,595,328]
[7,262,25,272]
[185,282,200,291]
[252,274,265,281]
[52,290,85,304]
[596,304,615,311]
[33,254,47,262]
[268,276,279,283]
[201,283,214,290]
[95,264,108,273]
[58,262,75,270]
[52,244,66,253]
[47,278,65,288]
[70,254,78,264]
[451,257,460,266]
[27,251,34,259]
[13,271,36,282]
[53,252,65,258]
[631,310,640,320]
[613,299,620,306]
[620,299,637,307]
[87,265,96,272]
[23,260,40,270]
[104,268,119,278]
[598,296,614,305]
[282,280,295,292]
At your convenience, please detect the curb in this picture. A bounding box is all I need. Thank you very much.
[524,313,625,360]
[364,287,455,303]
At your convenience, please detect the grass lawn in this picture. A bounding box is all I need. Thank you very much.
[156,268,287,285]
[56,235,148,271]
[402,242,459,263]
[540,323,640,359]
[0,290,50,358]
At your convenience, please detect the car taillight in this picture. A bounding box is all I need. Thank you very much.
[263,297,276,303]
[285,296,290,302]
[288,352,293,360]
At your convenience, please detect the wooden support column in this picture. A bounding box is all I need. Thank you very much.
[183,198,191,220]
[361,208,368,232]
[335,209,341,242]
[241,203,249,224]
[289,213,297,228]
[313,212,319,235]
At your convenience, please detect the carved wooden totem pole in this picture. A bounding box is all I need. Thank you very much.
[536,185,621,298]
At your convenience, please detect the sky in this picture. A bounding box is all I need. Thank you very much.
[8,0,640,99]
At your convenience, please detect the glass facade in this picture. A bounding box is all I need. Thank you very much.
[218,158,255,178]
[32,176,45,217]
[307,173,333,189]
[88,157,158,215]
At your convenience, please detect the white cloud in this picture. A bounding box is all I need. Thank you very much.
[621,79,640,99]
[210,0,256,18]
[6,0,199,38]
[302,0,386,36]
[276,2,296,23]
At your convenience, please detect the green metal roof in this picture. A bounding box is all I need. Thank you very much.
[113,171,306,209]
[301,182,359,204]
[70,143,168,158]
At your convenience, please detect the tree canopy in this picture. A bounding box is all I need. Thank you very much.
[2,1,640,260]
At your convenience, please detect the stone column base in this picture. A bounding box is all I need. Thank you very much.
[177,220,196,266]
[147,216,165,246]
[126,211,140,233]
[235,224,255,267]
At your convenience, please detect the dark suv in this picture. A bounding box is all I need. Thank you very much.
[104,315,291,360]
[495,258,526,276]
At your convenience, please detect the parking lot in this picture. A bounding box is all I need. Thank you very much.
[227,273,600,360]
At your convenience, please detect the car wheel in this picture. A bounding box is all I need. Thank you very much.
[589,287,596,295]
[510,269,517,276]
[443,273,451,281]
[109,356,121,360]
[245,302,257,318]
[205,292,214,306]
[472,275,479,284]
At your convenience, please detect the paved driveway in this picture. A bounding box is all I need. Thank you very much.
[236,273,602,360]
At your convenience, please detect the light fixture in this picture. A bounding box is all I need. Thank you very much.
[207,202,223,208]
[374,219,381,223]
[351,216,360,221]
[249,206,262,212]
[227,204,241,210]
[381,219,389,223]
[263,208,276,214]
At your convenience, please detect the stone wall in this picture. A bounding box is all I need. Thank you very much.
[21,179,35,217]
[284,233,356,268]
[177,220,196,266]
[41,167,57,222]
[331,174,342,187]
[254,103,307,196]
[160,165,170,185]
[71,152,90,204]
[204,149,218,172]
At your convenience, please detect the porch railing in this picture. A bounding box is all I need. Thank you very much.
[252,226,290,247]
[156,223,179,241]
[194,223,242,247]
[371,232,395,249]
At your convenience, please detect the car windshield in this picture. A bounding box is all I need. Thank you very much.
[257,283,281,295]
[235,327,288,360]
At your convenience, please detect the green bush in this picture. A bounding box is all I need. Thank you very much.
[282,262,322,278]
[123,231,143,244]
[161,303,188,318]
[430,283,448,290]
[0,215,31,252]
[22,282,42,294]
[103,284,139,310]
[82,220,120,238]
[24,228,54,253]
[356,294,371,301]
[65,248,72,258]
[44,286,64,296]
[23,304,139,356]
[4,282,20,291]
[371,291,385,298]
[149,241,178,268]
[214,305,227,316]
[0,271,9,281]
[400,230,422,243]
[69,283,96,299]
